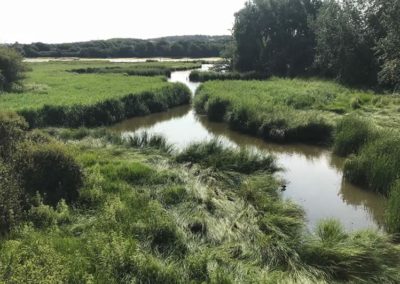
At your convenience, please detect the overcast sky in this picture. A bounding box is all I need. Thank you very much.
[0,0,248,44]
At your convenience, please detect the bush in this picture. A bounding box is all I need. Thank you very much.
[17,143,83,205]
[0,112,28,160]
[0,47,27,92]
[333,116,376,156]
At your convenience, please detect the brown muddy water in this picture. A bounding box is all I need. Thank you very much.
[112,65,387,231]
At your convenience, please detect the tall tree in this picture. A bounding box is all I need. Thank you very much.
[313,0,378,86]
[233,0,321,77]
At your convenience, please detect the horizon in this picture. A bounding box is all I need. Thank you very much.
[0,0,247,44]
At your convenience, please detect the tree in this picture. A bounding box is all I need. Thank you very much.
[0,47,27,92]
[233,0,321,77]
[373,0,400,90]
[313,0,379,86]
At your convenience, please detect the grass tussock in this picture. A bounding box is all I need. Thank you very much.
[343,132,400,195]
[333,115,377,156]
[176,139,278,174]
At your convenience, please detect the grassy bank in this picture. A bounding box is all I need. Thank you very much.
[1,117,399,283]
[0,61,192,127]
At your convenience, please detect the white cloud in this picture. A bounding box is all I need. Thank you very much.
[0,0,247,43]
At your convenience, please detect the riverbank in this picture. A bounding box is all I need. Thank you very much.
[1,119,399,283]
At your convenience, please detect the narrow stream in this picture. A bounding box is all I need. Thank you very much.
[112,65,387,231]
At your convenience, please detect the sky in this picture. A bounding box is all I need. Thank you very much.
[0,0,248,44]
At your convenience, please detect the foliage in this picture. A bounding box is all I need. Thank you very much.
[11,36,230,58]
[16,143,83,206]
[233,0,320,77]
[313,0,378,86]
[0,46,27,92]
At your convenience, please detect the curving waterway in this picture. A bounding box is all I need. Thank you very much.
[112,65,387,231]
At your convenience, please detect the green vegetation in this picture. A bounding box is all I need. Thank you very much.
[0,61,192,127]
[1,118,399,282]
[194,78,377,143]
[0,46,27,92]
[233,0,400,90]
[10,35,230,58]
[70,61,202,77]
[189,70,267,82]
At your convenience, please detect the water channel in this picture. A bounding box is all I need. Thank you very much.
[112,65,387,231]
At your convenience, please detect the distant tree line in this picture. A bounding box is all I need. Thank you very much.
[9,36,231,59]
[233,0,400,90]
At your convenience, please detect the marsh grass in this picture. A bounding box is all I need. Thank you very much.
[175,139,278,174]
[344,132,400,195]
[189,70,267,82]
[333,115,377,156]
[0,129,399,282]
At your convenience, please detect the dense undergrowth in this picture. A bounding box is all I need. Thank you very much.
[1,115,400,282]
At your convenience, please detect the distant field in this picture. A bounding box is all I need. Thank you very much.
[0,61,194,127]
[195,78,400,143]
[0,61,199,111]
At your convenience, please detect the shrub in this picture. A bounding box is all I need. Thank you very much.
[333,115,376,156]
[189,70,267,82]
[0,112,28,160]
[0,47,27,92]
[0,162,23,234]
[17,143,83,205]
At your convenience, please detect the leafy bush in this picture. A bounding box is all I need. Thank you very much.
[17,143,83,205]
[0,47,27,92]
[0,112,28,160]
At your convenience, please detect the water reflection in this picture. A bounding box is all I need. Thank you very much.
[111,67,387,231]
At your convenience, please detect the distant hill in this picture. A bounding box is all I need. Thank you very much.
[9,35,232,58]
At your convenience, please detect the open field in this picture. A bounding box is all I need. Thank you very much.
[0,61,195,127]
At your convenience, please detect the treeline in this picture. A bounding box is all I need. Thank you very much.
[9,36,230,59]
[233,0,400,90]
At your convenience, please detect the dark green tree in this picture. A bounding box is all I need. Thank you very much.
[233,0,321,76]
[313,0,379,86]
[0,47,27,92]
